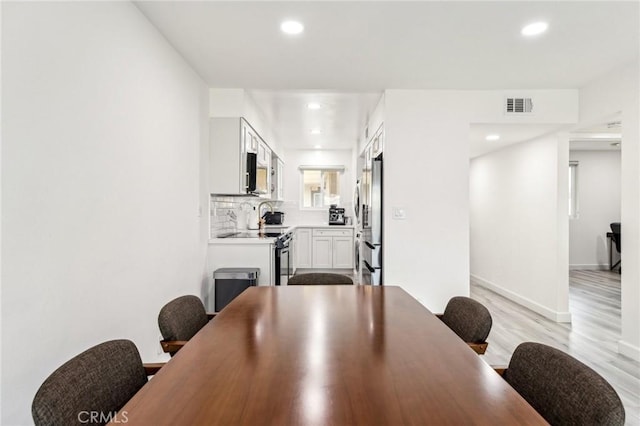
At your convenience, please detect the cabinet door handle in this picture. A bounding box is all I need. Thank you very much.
[245,172,249,190]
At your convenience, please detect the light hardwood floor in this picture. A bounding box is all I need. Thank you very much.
[471,270,640,425]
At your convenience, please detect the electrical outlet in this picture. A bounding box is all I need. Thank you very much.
[392,207,407,220]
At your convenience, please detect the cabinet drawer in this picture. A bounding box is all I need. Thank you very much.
[312,228,353,237]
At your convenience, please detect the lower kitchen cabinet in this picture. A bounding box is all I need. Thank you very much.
[312,237,333,268]
[295,228,312,269]
[311,228,354,269]
[332,237,354,269]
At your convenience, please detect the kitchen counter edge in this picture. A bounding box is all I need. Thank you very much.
[208,224,356,245]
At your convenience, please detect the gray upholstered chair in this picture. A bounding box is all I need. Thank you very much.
[496,342,625,425]
[32,339,162,426]
[287,273,353,285]
[158,295,215,356]
[436,296,492,354]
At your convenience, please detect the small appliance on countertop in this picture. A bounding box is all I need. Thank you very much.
[329,205,346,225]
[262,211,285,225]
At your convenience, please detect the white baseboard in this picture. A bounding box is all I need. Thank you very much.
[471,274,572,323]
[569,264,608,271]
[618,340,640,361]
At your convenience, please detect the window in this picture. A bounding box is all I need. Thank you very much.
[299,166,344,209]
[569,161,579,219]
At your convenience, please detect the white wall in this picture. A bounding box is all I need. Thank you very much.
[1,2,209,424]
[280,149,354,225]
[383,91,471,311]
[578,60,640,360]
[382,89,576,314]
[569,150,621,269]
[470,135,571,321]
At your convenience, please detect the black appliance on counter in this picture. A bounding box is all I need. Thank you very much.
[262,211,285,225]
[329,205,346,225]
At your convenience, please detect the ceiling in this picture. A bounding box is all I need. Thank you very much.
[470,123,571,158]
[135,1,639,153]
[247,90,381,150]
[470,121,623,157]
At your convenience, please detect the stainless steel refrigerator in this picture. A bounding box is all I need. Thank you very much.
[362,153,382,285]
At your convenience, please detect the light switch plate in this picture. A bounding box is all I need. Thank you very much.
[392,207,407,220]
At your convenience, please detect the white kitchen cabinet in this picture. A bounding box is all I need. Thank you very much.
[332,237,354,269]
[311,228,354,269]
[295,228,312,269]
[257,141,270,166]
[255,140,271,198]
[209,117,262,195]
[369,124,384,159]
[244,124,258,153]
[312,237,333,268]
[271,157,284,200]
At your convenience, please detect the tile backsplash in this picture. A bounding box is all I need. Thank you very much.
[210,195,354,238]
[210,196,282,237]
[210,196,239,237]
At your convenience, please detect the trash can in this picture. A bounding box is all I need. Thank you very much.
[214,268,259,312]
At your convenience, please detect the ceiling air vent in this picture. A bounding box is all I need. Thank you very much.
[505,97,533,114]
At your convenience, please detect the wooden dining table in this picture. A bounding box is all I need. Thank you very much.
[114,286,547,425]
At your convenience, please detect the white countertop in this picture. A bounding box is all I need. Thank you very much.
[265,224,356,230]
[209,224,356,245]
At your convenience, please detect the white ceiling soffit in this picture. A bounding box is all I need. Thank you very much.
[470,123,570,158]
[569,140,621,151]
[569,118,622,151]
[134,1,639,90]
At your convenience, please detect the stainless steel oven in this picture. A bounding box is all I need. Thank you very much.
[275,231,293,286]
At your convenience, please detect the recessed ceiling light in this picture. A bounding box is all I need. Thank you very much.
[521,22,548,37]
[310,128,321,135]
[485,134,500,141]
[314,145,322,149]
[307,102,321,110]
[280,20,304,35]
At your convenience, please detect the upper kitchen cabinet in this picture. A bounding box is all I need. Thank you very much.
[271,155,284,201]
[209,117,274,198]
[255,140,271,197]
[370,125,384,158]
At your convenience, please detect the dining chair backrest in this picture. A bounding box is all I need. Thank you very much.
[287,273,353,285]
[503,342,625,426]
[440,296,492,344]
[158,295,209,356]
[32,339,148,426]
